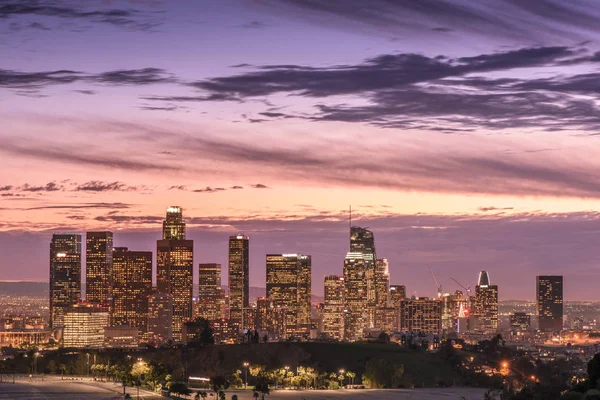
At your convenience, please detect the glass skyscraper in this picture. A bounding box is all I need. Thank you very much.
[537,275,563,332]
[228,234,249,334]
[85,231,113,304]
[49,234,82,329]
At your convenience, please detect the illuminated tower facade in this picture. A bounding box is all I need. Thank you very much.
[537,275,563,331]
[148,292,173,346]
[85,231,113,304]
[157,206,193,342]
[63,303,109,348]
[111,247,152,337]
[399,297,442,333]
[323,275,344,340]
[197,263,226,321]
[350,226,377,327]
[49,234,82,329]
[228,234,249,334]
[266,253,312,338]
[375,258,390,307]
[162,206,185,240]
[474,271,498,332]
[389,285,406,308]
[343,252,371,341]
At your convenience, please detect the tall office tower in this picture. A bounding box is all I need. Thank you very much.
[49,234,82,329]
[255,297,286,339]
[148,292,173,346]
[399,297,442,334]
[375,259,390,307]
[229,234,249,334]
[537,275,563,332]
[389,285,406,308]
[323,275,345,340]
[157,207,194,342]
[111,247,152,338]
[266,254,312,338]
[86,232,113,304]
[343,252,372,341]
[162,206,185,240]
[197,263,226,321]
[63,303,109,348]
[474,271,499,332]
[350,226,378,327]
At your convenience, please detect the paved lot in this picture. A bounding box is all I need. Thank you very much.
[0,376,160,400]
[202,388,489,400]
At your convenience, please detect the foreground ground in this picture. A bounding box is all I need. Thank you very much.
[0,378,488,400]
[0,376,161,400]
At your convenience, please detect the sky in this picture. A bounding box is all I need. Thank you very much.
[3,0,600,300]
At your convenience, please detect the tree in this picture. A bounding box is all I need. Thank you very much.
[47,360,57,375]
[589,354,600,388]
[169,382,192,399]
[346,371,356,386]
[185,318,215,347]
[232,395,239,400]
[210,376,230,396]
[254,377,270,400]
[229,370,243,389]
[362,358,404,388]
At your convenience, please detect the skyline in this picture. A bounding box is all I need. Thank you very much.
[3,0,600,299]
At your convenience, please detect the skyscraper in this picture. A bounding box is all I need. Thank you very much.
[157,206,193,342]
[197,263,226,321]
[111,247,152,337]
[389,285,406,308]
[375,258,390,307]
[162,206,185,240]
[49,234,82,329]
[537,275,563,332]
[350,226,378,327]
[343,252,371,341]
[323,275,344,340]
[228,234,249,334]
[148,292,173,346]
[474,271,498,332]
[85,231,113,304]
[266,254,312,338]
[399,297,441,334]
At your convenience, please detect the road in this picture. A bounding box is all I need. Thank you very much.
[0,376,161,400]
[199,388,489,399]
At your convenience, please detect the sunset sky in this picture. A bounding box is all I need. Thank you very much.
[3,0,600,299]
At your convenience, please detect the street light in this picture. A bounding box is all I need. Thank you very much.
[33,352,40,375]
[86,353,90,378]
[243,362,249,389]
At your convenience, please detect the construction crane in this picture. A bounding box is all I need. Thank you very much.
[429,267,442,299]
[450,277,471,297]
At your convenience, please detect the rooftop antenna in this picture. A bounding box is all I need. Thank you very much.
[349,205,352,231]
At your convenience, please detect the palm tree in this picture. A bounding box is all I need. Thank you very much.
[346,371,356,386]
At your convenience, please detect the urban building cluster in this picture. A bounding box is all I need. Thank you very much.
[23,206,565,349]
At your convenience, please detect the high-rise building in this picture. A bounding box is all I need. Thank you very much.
[157,207,193,342]
[63,303,109,348]
[510,312,531,332]
[148,292,173,346]
[343,252,371,341]
[537,275,563,332]
[229,234,249,334]
[389,285,406,308]
[399,297,441,334]
[441,290,469,333]
[197,263,226,321]
[266,254,312,338]
[323,275,344,340]
[50,234,82,329]
[474,271,498,332]
[162,206,185,240]
[350,227,377,327]
[111,247,152,338]
[255,297,286,340]
[85,232,113,304]
[375,259,390,307]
